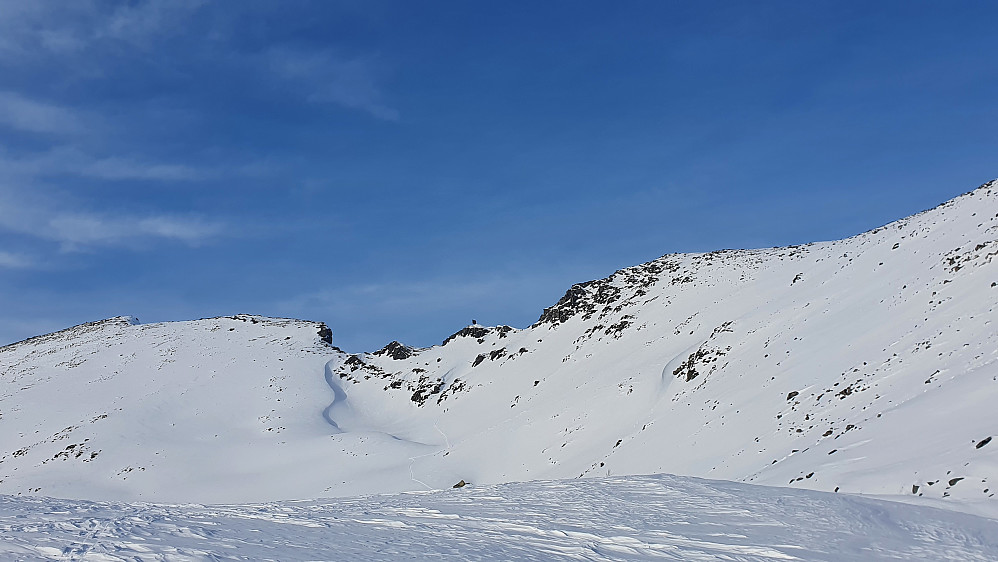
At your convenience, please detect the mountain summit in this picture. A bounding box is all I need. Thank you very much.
[2,181,996,514]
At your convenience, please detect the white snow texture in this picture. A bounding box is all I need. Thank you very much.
[2,179,998,559]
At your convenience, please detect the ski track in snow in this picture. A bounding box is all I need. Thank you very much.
[3,474,998,561]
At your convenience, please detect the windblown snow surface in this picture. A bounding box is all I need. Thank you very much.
[3,474,998,561]
[2,180,998,559]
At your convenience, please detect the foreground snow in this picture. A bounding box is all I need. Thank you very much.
[3,473,997,561]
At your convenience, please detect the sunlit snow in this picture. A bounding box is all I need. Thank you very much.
[4,474,998,561]
[2,180,997,559]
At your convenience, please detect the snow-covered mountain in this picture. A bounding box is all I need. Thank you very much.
[2,180,996,516]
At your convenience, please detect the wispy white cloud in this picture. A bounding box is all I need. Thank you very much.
[0,3,397,122]
[0,146,206,182]
[0,250,33,269]
[100,0,206,48]
[265,47,399,121]
[0,186,223,251]
[0,91,88,135]
[46,213,222,249]
[77,155,205,181]
[0,0,205,61]
[0,1,92,59]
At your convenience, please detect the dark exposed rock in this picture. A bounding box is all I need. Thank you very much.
[393,374,468,407]
[452,480,467,488]
[374,341,415,360]
[673,345,729,383]
[604,318,633,338]
[534,259,673,327]
[787,391,799,401]
[537,284,596,325]
[317,324,333,345]
[336,355,387,384]
[436,379,468,405]
[343,355,366,371]
[410,378,444,405]
[472,354,487,367]
[442,326,491,346]
[976,436,992,449]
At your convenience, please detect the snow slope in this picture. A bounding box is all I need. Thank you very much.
[0,315,357,502]
[1,180,996,514]
[3,474,998,561]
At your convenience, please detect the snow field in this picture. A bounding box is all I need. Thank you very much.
[3,474,997,561]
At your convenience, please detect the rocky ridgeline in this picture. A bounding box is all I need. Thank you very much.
[534,259,678,327]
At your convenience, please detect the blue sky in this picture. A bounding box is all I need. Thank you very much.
[1,1,996,351]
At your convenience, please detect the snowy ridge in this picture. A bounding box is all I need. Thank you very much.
[321,179,998,510]
[1,181,997,516]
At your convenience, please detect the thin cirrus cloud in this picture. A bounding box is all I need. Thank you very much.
[0,91,88,136]
[265,47,400,121]
[0,201,224,251]
[0,1,88,59]
[0,89,221,254]
[46,213,223,248]
[77,155,205,182]
[99,0,206,47]
[0,0,205,60]
[0,146,207,182]
[0,250,32,269]
[0,182,224,252]
[0,89,207,183]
